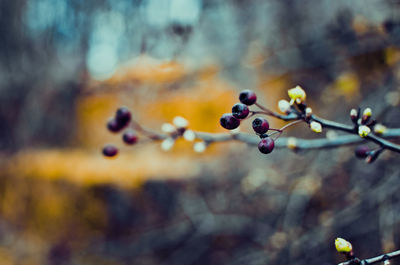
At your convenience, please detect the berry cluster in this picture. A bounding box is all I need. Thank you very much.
[101,86,399,162]
[102,107,138,157]
[220,89,276,154]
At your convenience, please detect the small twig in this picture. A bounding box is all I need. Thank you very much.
[338,250,400,265]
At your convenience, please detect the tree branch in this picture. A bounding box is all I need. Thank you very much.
[338,250,400,265]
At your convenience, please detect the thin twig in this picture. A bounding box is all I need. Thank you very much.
[338,250,400,265]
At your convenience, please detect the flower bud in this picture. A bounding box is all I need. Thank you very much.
[363,107,372,117]
[335,238,353,253]
[193,142,207,153]
[278,100,291,113]
[161,123,176,133]
[287,137,297,150]
[373,124,387,135]
[173,116,189,128]
[350,109,358,123]
[305,107,312,118]
[358,125,371,137]
[362,108,372,124]
[288,85,306,103]
[161,138,175,151]
[183,130,196,141]
[310,121,322,133]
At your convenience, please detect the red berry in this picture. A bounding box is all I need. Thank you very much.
[220,113,240,130]
[239,90,257,105]
[116,107,131,127]
[232,103,250,119]
[355,145,370,158]
[252,117,269,134]
[122,130,138,145]
[258,138,275,154]
[107,118,123,133]
[102,144,118,157]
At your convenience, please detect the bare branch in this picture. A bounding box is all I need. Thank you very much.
[338,250,400,265]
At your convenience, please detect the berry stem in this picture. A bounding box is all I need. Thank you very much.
[252,108,299,121]
[269,120,303,140]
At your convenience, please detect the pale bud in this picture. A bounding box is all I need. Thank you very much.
[183,130,196,141]
[350,109,358,123]
[358,125,371,137]
[161,138,175,151]
[335,238,352,253]
[361,108,372,124]
[373,124,387,135]
[288,85,306,102]
[161,123,176,133]
[193,142,207,153]
[287,137,297,150]
[305,107,312,118]
[310,121,322,133]
[363,107,372,117]
[173,116,189,128]
[278,99,291,113]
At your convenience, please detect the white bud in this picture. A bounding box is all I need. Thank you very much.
[358,125,371,137]
[310,121,322,133]
[161,138,175,151]
[278,100,291,113]
[183,130,196,141]
[305,107,312,117]
[287,137,297,150]
[161,123,176,133]
[374,124,387,135]
[363,107,372,117]
[193,142,207,153]
[350,108,357,117]
[173,116,188,128]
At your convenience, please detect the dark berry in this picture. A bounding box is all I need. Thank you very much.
[220,113,240,130]
[252,117,269,134]
[116,107,131,127]
[107,118,123,133]
[122,130,138,145]
[239,89,257,105]
[102,144,118,157]
[355,145,370,159]
[232,103,250,119]
[258,138,275,154]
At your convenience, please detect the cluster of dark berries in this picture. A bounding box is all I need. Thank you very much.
[102,106,138,157]
[220,90,275,154]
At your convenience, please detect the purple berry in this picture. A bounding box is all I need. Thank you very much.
[116,107,131,127]
[258,138,275,154]
[102,144,118,157]
[239,89,257,105]
[232,103,250,119]
[220,113,240,130]
[107,118,123,133]
[122,130,138,145]
[252,117,269,134]
[355,145,370,158]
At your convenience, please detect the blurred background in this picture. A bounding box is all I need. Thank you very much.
[1,0,400,264]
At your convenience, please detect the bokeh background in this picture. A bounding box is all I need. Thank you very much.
[1,0,400,264]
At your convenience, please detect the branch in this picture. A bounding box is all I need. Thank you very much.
[338,250,400,265]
